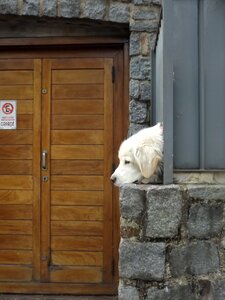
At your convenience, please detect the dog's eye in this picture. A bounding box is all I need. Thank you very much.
[124,160,130,164]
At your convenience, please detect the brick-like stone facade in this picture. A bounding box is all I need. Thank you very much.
[119,184,225,299]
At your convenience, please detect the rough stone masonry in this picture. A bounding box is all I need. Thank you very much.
[119,184,225,299]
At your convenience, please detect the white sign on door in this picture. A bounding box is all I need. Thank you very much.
[0,100,17,130]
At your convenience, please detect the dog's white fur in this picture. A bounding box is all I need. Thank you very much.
[111,123,163,186]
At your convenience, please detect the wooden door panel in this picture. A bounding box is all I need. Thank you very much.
[0,51,120,294]
[0,58,40,284]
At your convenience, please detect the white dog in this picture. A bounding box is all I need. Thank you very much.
[111,123,163,186]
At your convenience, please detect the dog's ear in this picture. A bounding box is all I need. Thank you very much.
[134,145,161,178]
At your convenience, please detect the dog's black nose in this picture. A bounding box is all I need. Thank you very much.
[110,175,116,183]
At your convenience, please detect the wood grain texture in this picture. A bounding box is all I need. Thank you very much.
[51,236,103,251]
[52,70,104,84]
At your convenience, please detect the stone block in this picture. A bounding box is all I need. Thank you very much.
[213,280,225,300]
[109,2,130,23]
[187,185,225,201]
[188,203,224,238]
[81,0,106,20]
[146,185,182,238]
[120,185,145,220]
[129,79,140,99]
[130,32,141,56]
[21,0,39,16]
[130,56,151,80]
[170,241,220,277]
[118,283,140,300]
[41,0,57,17]
[129,99,148,124]
[147,285,196,300]
[0,0,17,14]
[140,80,151,101]
[119,239,165,280]
[130,19,159,32]
[58,0,80,18]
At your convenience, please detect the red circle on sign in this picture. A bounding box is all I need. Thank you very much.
[2,103,14,115]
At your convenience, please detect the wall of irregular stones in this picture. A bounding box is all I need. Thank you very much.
[119,184,225,299]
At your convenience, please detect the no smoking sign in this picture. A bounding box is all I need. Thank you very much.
[0,100,17,129]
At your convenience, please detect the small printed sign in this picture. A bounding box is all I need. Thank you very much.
[0,100,17,130]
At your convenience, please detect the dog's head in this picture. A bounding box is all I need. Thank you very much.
[110,123,163,186]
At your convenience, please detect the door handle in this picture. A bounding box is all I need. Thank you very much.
[42,150,48,170]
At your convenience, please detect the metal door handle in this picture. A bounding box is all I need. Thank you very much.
[42,150,48,170]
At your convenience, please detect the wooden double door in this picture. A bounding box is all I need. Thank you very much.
[0,47,124,294]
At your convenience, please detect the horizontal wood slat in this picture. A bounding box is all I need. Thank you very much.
[0,86,33,99]
[52,85,103,99]
[51,176,103,191]
[17,100,33,114]
[51,130,103,145]
[0,71,33,85]
[51,58,104,69]
[17,115,33,129]
[0,190,33,204]
[50,267,102,283]
[0,235,32,250]
[0,266,32,282]
[0,59,34,70]
[0,160,32,175]
[51,251,103,266]
[51,160,103,175]
[0,250,32,265]
[0,205,32,220]
[51,221,103,236]
[0,130,33,144]
[52,100,103,115]
[0,220,32,234]
[51,206,103,221]
[0,175,33,190]
[51,145,103,159]
[51,115,104,130]
[51,236,103,251]
[0,146,32,159]
[52,70,104,84]
[51,191,104,206]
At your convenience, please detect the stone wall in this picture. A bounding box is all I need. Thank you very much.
[119,184,225,299]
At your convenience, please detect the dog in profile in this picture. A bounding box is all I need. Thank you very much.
[111,123,163,186]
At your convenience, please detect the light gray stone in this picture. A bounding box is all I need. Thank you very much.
[21,0,39,16]
[130,19,159,32]
[146,185,182,238]
[120,186,145,220]
[130,32,140,56]
[147,285,196,300]
[130,56,151,80]
[213,280,225,300]
[170,241,220,277]
[119,239,165,280]
[128,123,148,137]
[0,0,17,14]
[119,284,140,300]
[109,2,130,23]
[129,99,148,123]
[187,185,225,201]
[41,0,57,17]
[58,0,80,18]
[140,80,151,101]
[132,7,158,20]
[188,203,224,238]
[81,0,106,20]
[130,79,140,99]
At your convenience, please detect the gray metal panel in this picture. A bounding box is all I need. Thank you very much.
[162,0,174,184]
[201,0,225,169]
[173,0,200,169]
